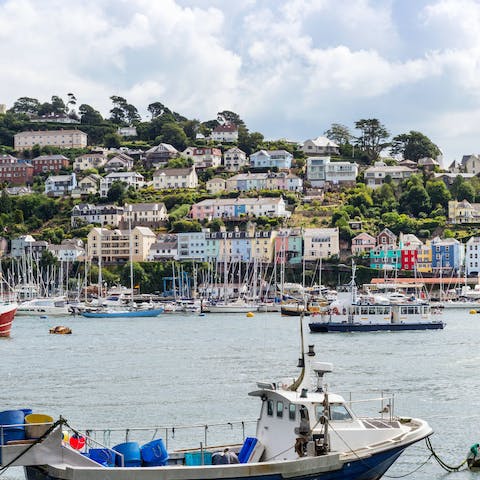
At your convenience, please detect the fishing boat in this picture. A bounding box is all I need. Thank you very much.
[0,317,433,480]
[0,302,18,337]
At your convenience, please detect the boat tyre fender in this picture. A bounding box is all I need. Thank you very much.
[332,307,339,315]
[295,437,307,457]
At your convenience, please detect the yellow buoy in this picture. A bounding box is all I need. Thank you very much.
[246,312,254,318]
[470,309,477,315]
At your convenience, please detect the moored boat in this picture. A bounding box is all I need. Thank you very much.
[16,297,72,316]
[0,302,18,337]
[81,307,164,318]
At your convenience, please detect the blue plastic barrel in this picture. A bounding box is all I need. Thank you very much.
[89,448,116,467]
[141,439,169,466]
[113,442,142,467]
[0,410,25,445]
[20,409,33,417]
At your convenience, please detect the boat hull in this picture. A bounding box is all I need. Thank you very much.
[309,321,445,333]
[23,442,412,480]
[82,308,164,318]
[0,303,18,337]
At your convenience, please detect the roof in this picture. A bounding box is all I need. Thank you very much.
[251,149,292,157]
[15,129,87,136]
[194,197,284,207]
[105,172,144,179]
[146,143,178,154]
[230,173,268,181]
[46,174,74,182]
[153,167,195,177]
[32,154,69,161]
[125,202,166,211]
[365,165,415,173]
[213,124,238,133]
[352,232,376,241]
[307,136,339,148]
[461,154,479,166]
[225,147,246,155]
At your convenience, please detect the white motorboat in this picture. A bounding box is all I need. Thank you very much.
[16,297,72,316]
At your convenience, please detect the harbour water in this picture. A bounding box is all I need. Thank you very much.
[1,309,478,479]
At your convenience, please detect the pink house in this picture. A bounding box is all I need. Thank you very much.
[351,232,376,255]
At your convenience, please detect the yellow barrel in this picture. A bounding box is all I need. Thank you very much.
[470,310,477,315]
[25,413,54,439]
[246,312,254,318]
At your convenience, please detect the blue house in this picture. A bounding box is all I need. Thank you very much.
[250,150,293,169]
[431,237,463,272]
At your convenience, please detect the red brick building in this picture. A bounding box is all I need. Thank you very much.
[0,161,34,185]
[30,154,70,175]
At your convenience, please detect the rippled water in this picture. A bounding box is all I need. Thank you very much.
[1,309,478,479]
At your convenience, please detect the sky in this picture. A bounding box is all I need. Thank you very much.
[1,0,479,163]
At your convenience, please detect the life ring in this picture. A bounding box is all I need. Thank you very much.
[332,307,339,315]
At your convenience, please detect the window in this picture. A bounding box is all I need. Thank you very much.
[276,401,284,418]
[267,400,274,416]
[289,404,296,420]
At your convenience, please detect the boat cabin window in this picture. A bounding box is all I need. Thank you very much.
[277,401,284,418]
[315,403,352,421]
[289,404,296,421]
[267,400,274,416]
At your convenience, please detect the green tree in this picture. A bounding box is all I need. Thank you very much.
[457,182,475,202]
[9,97,40,115]
[216,110,245,127]
[390,131,441,161]
[324,123,352,146]
[354,118,390,163]
[79,104,103,124]
[0,190,12,214]
[120,262,148,292]
[238,126,264,155]
[103,132,122,148]
[171,219,202,232]
[107,181,127,204]
[51,95,67,114]
[160,122,188,150]
[399,184,431,216]
[426,179,451,208]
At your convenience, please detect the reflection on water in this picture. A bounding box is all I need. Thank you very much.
[0,310,478,479]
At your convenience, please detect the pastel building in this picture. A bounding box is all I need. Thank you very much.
[182,147,222,169]
[351,232,376,256]
[191,197,290,221]
[14,129,87,151]
[250,150,293,170]
[416,242,433,273]
[73,153,107,171]
[466,236,480,275]
[223,147,248,171]
[147,234,178,261]
[431,237,463,272]
[369,246,401,270]
[206,177,226,194]
[153,166,198,190]
[303,228,340,260]
[275,228,303,264]
[176,231,207,261]
[44,173,77,196]
[71,204,125,227]
[87,226,157,263]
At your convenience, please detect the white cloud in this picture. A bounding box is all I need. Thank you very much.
[2,0,480,159]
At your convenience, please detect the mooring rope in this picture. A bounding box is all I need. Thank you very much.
[425,437,467,472]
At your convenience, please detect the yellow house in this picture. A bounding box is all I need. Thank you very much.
[250,228,278,263]
[448,199,480,224]
[87,226,156,263]
[416,240,432,273]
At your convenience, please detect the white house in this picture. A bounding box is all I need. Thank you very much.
[307,156,358,187]
[211,124,238,143]
[44,173,77,197]
[223,147,248,171]
[100,172,144,197]
[73,153,107,171]
[466,236,480,275]
[364,162,417,189]
[182,147,222,169]
[104,153,134,172]
[71,174,102,198]
[176,231,208,261]
[71,203,125,227]
[48,239,85,261]
[206,177,227,194]
[122,202,168,228]
[153,166,198,190]
[250,150,293,169]
[147,234,178,261]
[302,136,340,156]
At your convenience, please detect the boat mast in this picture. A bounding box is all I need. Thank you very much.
[128,206,134,305]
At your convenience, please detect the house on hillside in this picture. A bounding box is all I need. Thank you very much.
[153,166,198,190]
[100,172,144,197]
[223,147,248,171]
[145,143,179,168]
[211,124,238,143]
[44,173,77,197]
[31,154,69,174]
[351,232,376,255]
[250,150,293,169]
[104,153,134,172]
[302,136,340,156]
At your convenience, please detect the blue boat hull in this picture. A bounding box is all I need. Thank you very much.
[82,308,164,318]
[309,321,444,333]
[24,443,411,480]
